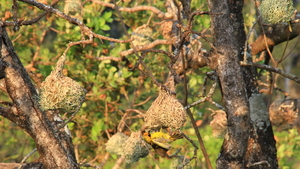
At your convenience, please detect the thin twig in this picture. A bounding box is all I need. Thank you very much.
[92,0,172,19]
[18,148,37,169]
[93,56,122,62]
[12,0,20,31]
[133,96,152,107]
[80,163,100,169]
[278,35,300,64]
[243,19,258,61]
[247,160,271,168]
[208,99,225,111]
[4,0,61,27]
[240,61,300,83]
[111,0,171,92]
[178,132,198,169]
[185,108,212,169]
[173,2,212,168]
[187,11,211,29]
[185,82,218,109]
[142,49,174,60]
[119,39,173,57]
[254,0,276,65]
[112,156,125,169]
[18,0,132,44]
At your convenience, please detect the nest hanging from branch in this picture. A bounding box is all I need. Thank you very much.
[144,88,187,130]
[39,54,86,114]
[259,0,295,24]
[105,132,149,163]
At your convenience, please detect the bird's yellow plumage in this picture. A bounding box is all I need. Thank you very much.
[142,129,182,157]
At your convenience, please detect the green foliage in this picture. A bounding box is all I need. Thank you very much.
[91,120,107,142]
[1,0,300,169]
[275,128,300,168]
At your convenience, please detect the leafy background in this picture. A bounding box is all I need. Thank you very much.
[0,0,300,168]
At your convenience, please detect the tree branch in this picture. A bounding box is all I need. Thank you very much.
[240,61,300,83]
[17,0,132,44]
[120,39,173,57]
[250,12,300,55]
[1,24,78,169]
[3,0,61,27]
[92,0,173,19]
[0,106,11,119]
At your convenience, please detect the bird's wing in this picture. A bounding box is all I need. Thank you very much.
[152,138,172,150]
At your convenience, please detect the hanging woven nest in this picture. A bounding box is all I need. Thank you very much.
[259,0,295,24]
[106,132,149,163]
[123,131,149,163]
[105,132,129,156]
[131,25,153,48]
[39,54,86,114]
[144,88,187,130]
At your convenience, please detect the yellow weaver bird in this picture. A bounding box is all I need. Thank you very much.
[142,129,182,157]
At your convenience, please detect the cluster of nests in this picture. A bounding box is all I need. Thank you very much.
[106,88,187,163]
[38,54,86,114]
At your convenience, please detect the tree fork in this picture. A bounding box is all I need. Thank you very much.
[207,0,278,168]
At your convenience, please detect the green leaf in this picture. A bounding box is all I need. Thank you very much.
[121,68,133,78]
[101,24,110,31]
[103,11,112,20]
[189,78,197,88]
[99,18,105,27]
[91,120,105,142]
[108,81,117,88]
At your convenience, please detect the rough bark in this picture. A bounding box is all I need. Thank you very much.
[0,25,78,168]
[207,0,278,168]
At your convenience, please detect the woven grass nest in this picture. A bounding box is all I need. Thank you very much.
[144,88,187,130]
[259,0,295,24]
[39,54,86,114]
[106,132,149,163]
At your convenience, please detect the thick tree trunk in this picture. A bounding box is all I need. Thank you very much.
[207,0,278,168]
[0,26,78,168]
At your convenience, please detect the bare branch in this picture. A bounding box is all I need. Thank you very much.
[240,61,300,84]
[178,132,198,169]
[94,56,122,62]
[142,49,174,60]
[92,0,173,19]
[0,106,10,118]
[247,160,271,168]
[92,32,132,43]
[185,108,213,169]
[187,11,213,29]
[18,148,37,169]
[17,0,132,44]
[4,0,61,27]
[120,39,173,57]
[18,0,81,25]
[185,82,221,110]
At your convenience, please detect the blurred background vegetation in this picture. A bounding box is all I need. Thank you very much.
[0,0,300,168]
